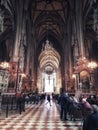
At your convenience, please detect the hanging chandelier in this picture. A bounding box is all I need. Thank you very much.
[87,61,97,69]
[0,61,10,69]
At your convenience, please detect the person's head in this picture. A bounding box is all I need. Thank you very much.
[91,104,98,113]
[60,88,65,94]
[82,98,86,103]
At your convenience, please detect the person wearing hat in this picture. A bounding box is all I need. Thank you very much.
[83,104,98,130]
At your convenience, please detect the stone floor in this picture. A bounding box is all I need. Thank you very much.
[0,100,83,130]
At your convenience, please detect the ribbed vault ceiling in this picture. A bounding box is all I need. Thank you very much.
[32,0,69,73]
[32,0,69,48]
[0,0,97,69]
[38,39,60,74]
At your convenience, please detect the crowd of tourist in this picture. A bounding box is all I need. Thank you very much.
[1,91,98,130]
[57,90,98,130]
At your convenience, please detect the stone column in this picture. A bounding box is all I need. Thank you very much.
[0,9,4,32]
[30,29,36,87]
[75,0,84,58]
[0,95,2,114]
[12,1,24,61]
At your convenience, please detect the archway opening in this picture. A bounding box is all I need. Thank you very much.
[38,39,61,93]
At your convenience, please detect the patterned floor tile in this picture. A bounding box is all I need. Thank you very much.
[0,101,82,130]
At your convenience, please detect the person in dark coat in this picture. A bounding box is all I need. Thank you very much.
[83,104,98,130]
[58,91,69,120]
[46,94,51,106]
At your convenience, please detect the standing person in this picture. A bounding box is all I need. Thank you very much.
[46,94,51,106]
[58,91,69,121]
[83,104,98,130]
